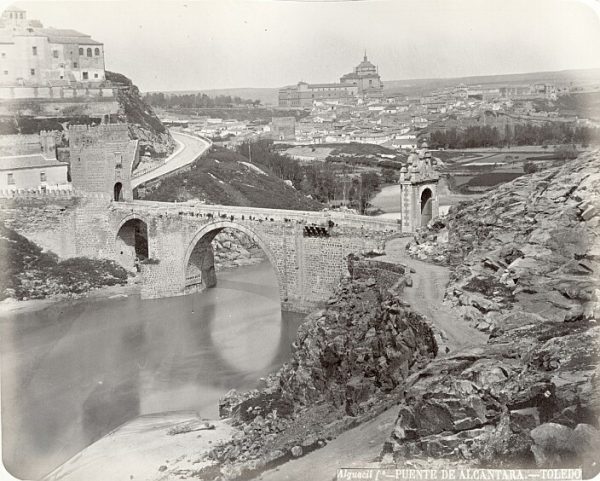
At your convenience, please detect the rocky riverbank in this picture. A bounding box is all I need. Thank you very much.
[213,230,266,271]
[385,151,600,477]
[183,257,437,480]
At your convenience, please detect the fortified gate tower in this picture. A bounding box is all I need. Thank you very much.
[69,123,138,201]
[399,144,440,233]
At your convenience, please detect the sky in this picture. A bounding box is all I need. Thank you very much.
[7,0,600,92]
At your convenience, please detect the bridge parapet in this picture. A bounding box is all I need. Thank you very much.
[111,200,401,233]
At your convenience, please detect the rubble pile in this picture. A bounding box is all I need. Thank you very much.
[386,151,600,475]
[200,258,437,479]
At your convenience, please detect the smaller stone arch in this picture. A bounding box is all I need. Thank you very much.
[183,221,286,302]
[115,214,149,271]
[114,182,123,201]
[420,187,433,226]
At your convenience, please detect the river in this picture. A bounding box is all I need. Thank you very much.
[0,261,304,480]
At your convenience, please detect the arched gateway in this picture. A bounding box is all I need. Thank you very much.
[183,221,284,298]
[398,146,440,233]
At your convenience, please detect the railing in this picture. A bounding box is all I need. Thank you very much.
[0,184,74,199]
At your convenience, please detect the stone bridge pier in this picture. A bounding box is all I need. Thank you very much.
[73,199,400,312]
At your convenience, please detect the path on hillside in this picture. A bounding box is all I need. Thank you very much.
[377,237,487,352]
[131,130,211,188]
[377,237,488,354]
[256,406,400,481]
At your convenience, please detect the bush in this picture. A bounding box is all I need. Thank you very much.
[523,161,538,174]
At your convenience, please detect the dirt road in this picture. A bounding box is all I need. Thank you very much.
[377,237,487,352]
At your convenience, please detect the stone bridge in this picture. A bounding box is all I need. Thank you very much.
[74,199,401,312]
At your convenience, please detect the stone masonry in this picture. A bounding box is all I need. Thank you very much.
[398,146,440,233]
[65,198,400,312]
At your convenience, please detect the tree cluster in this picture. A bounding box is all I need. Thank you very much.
[236,140,381,213]
[144,92,260,109]
[429,123,600,149]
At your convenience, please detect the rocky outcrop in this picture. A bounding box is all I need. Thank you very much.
[409,151,600,330]
[198,258,437,479]
[385,151,600,477]
[106,71,175,159]
[212,230,266,270]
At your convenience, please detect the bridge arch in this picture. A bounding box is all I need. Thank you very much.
[115,213,150,270]
[183,221,286,302]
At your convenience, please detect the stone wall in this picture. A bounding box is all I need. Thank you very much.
[1,197,399,312]
[0,197,79,258]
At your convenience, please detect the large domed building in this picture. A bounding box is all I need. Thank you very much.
[278,53,384,107]
[339,52,384,98]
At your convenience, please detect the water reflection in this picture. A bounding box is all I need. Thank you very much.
[0,261,304,480]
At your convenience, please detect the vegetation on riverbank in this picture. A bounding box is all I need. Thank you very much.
[0,223,128,301]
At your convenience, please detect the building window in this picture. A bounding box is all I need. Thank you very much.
[40,172,46,182]
[3,71,7,75]
[53,50,59,58]
[73,62,78,68]
[86,48,92,57]
[94,73,98,78]
[94,47,100,56]
[82,71,88,80]
[79,47,83,55]
[115,153,123,168]
[32,46,37,56]
[1,52,5,58]
[7,173,14,185]
[30,68,35,76]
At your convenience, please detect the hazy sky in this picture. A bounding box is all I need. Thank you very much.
[9,0,600,92]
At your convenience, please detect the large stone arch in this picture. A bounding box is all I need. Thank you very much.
[183,221,286,303]
[115,213,150,270]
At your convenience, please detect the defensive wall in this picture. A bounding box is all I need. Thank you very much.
[0,86,119,117]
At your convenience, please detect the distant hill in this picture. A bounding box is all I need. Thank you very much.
[146,68,600,104]
[147,88,280,106]
[383,68,600,97]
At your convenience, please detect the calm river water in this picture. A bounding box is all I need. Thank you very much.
[0,261,304,480]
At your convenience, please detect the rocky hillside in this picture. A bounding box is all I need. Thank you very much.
[106,71,176,158]
[140,147,323,211]
[194,258,436,479]
[386,151,600,475]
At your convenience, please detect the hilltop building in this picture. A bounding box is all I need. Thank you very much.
[279,53,383,107]
[69,124,138,201]
[0,5,105,86]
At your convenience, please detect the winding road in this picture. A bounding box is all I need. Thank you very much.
[131,130,211,188]
[378,236,487,352]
